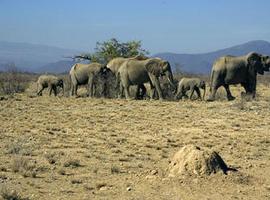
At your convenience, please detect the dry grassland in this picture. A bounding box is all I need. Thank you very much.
[0,84,269,200]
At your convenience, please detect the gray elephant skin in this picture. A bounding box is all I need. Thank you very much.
[107,55,148,99]
[37,75,64,96]
[69,62,111,97]
[207,52,270,101]
[175,78,206,100]
[117,58,175,100]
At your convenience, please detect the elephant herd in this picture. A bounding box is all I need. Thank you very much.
[37,52,270,101]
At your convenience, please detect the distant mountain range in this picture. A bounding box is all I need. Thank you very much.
[0,41,79,72]
[1,40,270,74]
[155,40,270,74]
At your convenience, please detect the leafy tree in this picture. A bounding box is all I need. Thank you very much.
[74,38,149,63]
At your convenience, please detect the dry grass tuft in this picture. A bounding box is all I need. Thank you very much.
[11,157,37,178]
[63,159,81,168]
[111,165,121,174]
[0,185,28,200]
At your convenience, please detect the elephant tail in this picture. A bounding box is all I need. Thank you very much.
[36,81,39,93]
[70,64,79,83]
[115,71,120,90]
[209,70,214,93]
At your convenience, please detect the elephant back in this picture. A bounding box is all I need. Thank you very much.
[107,57,127,74]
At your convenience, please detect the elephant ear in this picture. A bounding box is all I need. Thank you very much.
[247,52,260,64]
[199,80,205,88]
[145,59,163,76]
[247,52,264,74]
[57,79,64,87]
[262,55,270,72]
[100,65,112,77]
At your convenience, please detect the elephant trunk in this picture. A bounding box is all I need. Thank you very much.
[166,70,176,91]
[202,86,206,100]
[62,84,64,96]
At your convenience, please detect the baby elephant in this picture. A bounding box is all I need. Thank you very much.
[37,75,64,96]
[175,78,206,100]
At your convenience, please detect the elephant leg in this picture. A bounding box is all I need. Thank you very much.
[53,86,57,96]
[37,86,44,96]
[93,83,97,97]
[74,84,78,96]
[242,83,251,94]
[149,81,155,100]
[102,82,107,98]
[207,84,219,101]
[135,85,141,100]
[118,83,124,99]
[141,84,146,99]
[174,88,181,100]
[49,86,53,96]
[136,84,146,100]
[223,84,235,101]
[189,87,195,100]
[90,83,94,97]
[149,75,163,100]
[180,88,188,99]
[70,85,74,96]
[88,77,94,97]
[123,85,131,100]
[241,83,252,99]
[195,87,202,100]
[250,78,257,98]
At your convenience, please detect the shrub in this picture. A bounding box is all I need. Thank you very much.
[0,185,28,200]
[11,157,37,178]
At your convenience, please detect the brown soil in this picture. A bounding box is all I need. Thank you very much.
[0,85,270,199]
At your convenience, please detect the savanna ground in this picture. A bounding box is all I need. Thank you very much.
[0,74,270,200]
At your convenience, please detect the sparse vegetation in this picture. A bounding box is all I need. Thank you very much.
[111,166,121,174]
[0,65,36,95]
[11,157,37,178]
[0,82,269,199]
[63,159,80,168]
[57,168,66,175]
[0,185,28,200]
[44,152,59,164]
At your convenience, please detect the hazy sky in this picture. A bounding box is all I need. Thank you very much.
[0,0,270,54]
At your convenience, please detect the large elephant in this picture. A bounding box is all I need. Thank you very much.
[69,62,111,97]
[107,55,148,99]
[207,52,270,101]
[117,58,175,100]
[37,75,64,96]
[175,78,206,100]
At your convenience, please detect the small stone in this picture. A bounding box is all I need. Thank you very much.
[145,175,156,180]
[126,187,132,191]
[150,170,158,175]
[265,185,270,190]
[99,186,107,191]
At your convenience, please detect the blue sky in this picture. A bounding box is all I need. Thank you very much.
[0,0,270,54]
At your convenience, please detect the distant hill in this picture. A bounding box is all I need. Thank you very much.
[36,60,76,74]
[155,40,270,74]
[1,40,270,74]
[0,41,80,72]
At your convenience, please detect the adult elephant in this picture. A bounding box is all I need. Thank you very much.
[107,55,148,99]
[207,52,270,101]
[69,62,111,97]
[175,78,206,100]
[37,75,64,96]
[117,58,175,100]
